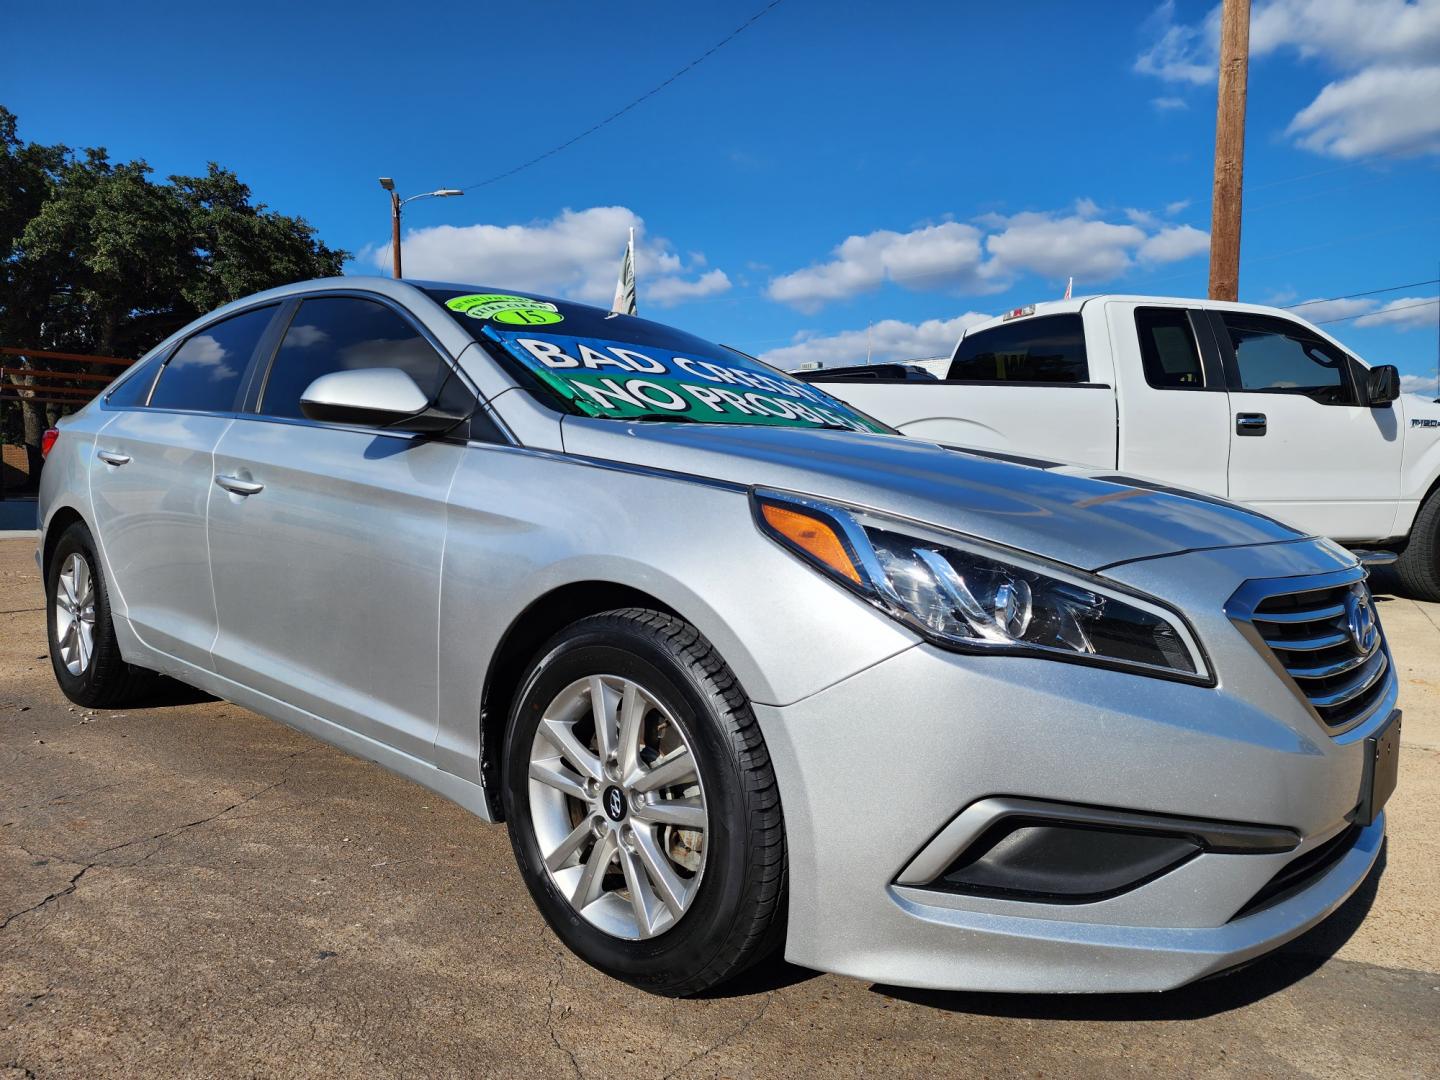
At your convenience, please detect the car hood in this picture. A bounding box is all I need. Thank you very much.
[560,419,1307,572]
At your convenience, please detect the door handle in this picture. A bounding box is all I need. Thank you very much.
[1235,412,1267,437]
[215,474,264,496]
[96,450,131,466]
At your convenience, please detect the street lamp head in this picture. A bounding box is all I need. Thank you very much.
[434,189,464,197]
[378,177,395,192]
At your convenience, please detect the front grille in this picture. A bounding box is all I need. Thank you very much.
[1227,568,1397,736]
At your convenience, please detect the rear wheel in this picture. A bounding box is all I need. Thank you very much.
[503,608,786,996]
[1395,491,1440,602]
[46,522,156,708]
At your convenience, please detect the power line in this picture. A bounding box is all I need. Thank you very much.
[1285,279,1440,309]
[1312,297,1439,325]
[458,1,785,191]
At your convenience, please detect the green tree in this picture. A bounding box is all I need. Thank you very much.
[0,105,347,470]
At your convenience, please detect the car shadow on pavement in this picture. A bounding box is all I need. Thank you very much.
[871,842,1386,1021]
[125,675,219,708]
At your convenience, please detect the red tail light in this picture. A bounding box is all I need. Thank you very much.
[40,428,60,459]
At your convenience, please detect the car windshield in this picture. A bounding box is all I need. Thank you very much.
[424,286,891,434]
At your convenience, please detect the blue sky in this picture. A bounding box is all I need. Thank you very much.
[5,0,1438,384]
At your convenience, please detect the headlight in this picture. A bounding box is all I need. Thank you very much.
[754,489,1210,683]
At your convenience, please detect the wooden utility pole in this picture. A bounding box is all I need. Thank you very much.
[1208,0,1250,302]
[390,190,403,279]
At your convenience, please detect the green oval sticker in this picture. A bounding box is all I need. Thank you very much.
[446,293,563,325]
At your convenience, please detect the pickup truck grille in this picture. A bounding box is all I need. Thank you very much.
[1227,568,1397,736]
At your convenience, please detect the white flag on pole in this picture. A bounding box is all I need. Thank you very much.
[612,227,637,315]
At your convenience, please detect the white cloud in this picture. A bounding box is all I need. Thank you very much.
[1137,224,1211,263]
[365,206,729,309]
[1354,296,1440,329]
[758,314,992,371]
[1164,199,1192,216]
[1287,65,1440,157]
[984,211,1147,280]
[765,222,988,313]
[1289,297,1375,322]
[644,268,732,306]
[1151,96,1189,110]
[1136,0,1440,158]
[1135,0,1221,84]
[1400,373,1439,394]
[767,206,1210,311]
[1249,0,1440,64]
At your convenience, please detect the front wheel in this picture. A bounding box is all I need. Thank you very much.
[503,608,786,996]
[1395,490,1440,602]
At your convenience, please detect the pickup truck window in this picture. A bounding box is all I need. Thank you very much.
[1135,308,1204,389]
[948,315,1088,384]
[1222,313,1355,404]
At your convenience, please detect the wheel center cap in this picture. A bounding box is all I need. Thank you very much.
[602,785,628,822]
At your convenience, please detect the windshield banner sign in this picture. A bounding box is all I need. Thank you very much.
[485,329,887,432]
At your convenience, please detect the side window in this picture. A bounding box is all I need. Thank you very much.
[1223,314,1354,404]
[149,306,275,413]
[948,315,1089,384]
[1135,308,1204,389]
[259,296,450,420]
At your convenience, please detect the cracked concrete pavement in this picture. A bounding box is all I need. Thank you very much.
[2,538,1438,1078]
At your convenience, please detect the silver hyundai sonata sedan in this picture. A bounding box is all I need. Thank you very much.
[37,277,1398,996]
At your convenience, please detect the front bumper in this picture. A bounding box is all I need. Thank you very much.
[755,540,1390,993]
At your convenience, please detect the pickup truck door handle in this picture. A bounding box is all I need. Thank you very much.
[96,450,131,466]
[1235,412,1268,437]
[215,474,264,497]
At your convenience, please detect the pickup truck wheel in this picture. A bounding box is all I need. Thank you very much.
[502,608,787,996]
[1395,491,1440,603]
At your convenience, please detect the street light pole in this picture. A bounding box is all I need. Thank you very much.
[378,178,464,280]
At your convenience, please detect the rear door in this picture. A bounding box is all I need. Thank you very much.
[1216,311,1402,541]
[849,310,1118,467]
[88,304,279,667]
[1111,302,1231,496]
[206,293,470,760]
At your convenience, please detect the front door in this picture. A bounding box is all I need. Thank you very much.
[1218,311,1402,541]
[88,304,277,666]
[206,294,467,760]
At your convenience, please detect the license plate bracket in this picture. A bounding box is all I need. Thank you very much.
[1356,710,1401,827]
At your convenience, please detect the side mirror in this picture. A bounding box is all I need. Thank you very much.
[299,368,465,433]
[1364,364,1400,407]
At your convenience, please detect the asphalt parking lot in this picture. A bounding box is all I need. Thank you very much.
[2,536,1438,1079]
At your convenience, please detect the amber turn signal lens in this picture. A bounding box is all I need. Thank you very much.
[760,503,861,584]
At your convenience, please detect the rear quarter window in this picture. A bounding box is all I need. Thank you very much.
[1135,308,1205,389]
[948,315,1089,384]
[104,351,166,407]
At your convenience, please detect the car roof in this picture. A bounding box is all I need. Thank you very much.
[957,294,1325,340]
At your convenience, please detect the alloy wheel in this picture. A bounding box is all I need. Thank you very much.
[54,552,97,676]
[527,674,709,940]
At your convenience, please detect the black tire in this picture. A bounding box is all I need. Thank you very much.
[503,608,786,997]
[46,521,157,708]
[1395,491,1440,602]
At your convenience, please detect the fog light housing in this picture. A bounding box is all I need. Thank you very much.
[937,821,1203,903]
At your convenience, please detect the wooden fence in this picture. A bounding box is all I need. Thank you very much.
[0,346,136,495]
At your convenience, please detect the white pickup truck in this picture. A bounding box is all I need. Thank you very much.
[803,296,1440,599]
